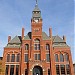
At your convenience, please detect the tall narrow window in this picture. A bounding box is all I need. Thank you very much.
[10,65,14,75]
[34,54,40,60]
[65,53,69,62]
[60,53,64,62]
[66,64,70,74]
[56,65,60,75]
[46,44,50,50]
[7,54,10,62]
[46,54,50,62]
[5,65,9,75]
[11,54,15,62]
[25,69,28,75]
[60,65,65,75]
[55,54,59,62]
[25,44,29,50]
[48,69,50,75]
[24,54,28,62]
[16,65,19,75]
[34,39,40,50]
[16,54,20,62]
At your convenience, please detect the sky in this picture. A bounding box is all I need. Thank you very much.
[0,0,74,62]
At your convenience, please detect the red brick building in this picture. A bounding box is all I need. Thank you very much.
[3,1,74,75]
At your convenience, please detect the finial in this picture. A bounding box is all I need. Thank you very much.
[36,0,38,5]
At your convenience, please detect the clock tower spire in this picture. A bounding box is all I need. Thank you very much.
[31,0,42,23]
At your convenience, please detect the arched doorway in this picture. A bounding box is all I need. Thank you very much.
[33,66,43,75]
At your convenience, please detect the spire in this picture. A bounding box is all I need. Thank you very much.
[36,0,38,6]
[32,0,42,19]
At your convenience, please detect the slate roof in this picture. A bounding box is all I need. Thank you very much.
[42,32,50,40]
[24,32,31,40]
[8,36,21,44]
[32,4,41,19]
[5,32,69,48]
[52,35,65,43]
[24,32,50,40]
[33,5,40,12]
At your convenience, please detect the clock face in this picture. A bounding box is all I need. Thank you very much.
[34,19,38,23]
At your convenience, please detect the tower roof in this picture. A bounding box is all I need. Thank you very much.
[33,4,40,12]
[33,0,40,11]
[32,0,41,19]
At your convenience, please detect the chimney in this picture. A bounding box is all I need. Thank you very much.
[63,35,66,42]
[8,36,11,43]
[49,28,52,38]
[22,28,24,40]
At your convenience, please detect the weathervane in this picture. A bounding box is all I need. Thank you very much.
[36,0,38,5]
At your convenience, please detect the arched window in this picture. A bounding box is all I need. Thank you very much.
[55,54,59,62]
[60,53,64,62]
[46,54,50,62]
[7,54,10,62]
[25,44,29,50]
[46,44,50,50]
[11,54,15,62]
[16,54,20,62]
[34,39,40,50]
[65,53,69,62]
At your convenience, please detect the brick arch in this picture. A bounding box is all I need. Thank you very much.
[54,51,69,54]
[32,65,43,75]
[31,64,44,70]
[54,51,69,62]
[4,50,19,56]
[34,38,40,41]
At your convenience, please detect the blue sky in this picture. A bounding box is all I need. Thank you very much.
[0,0,74,62]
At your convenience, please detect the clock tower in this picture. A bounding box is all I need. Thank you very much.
[31,1,42,36]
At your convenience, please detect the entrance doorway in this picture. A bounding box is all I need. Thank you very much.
[33,66,43,75]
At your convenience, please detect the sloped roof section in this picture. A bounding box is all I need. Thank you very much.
[53,35,65,43]
[33,5,40,12]
[42,32,50,40]
[9,36,21,44]
[24,32,50,40]
[24,32,31,40]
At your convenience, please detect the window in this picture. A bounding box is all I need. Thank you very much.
[7,54,10,62]
[60,65,65,74]
[25,69,28,75]
[60,53,64,62]
[55,54,59,62]
[16,54,20,62]
[46,44,50,50]
[46,54,50,62]
[56,65,60,75]
[34,54,40,60]
[48,69,50,75]
[11,54,15,62]
[5,65,9,75]
[16,65,19,75]
[24,54,28,62]
[10,65,14,75]
[66,64,70,74]
[65,53,69,62]
[25,44,29,50]
[34,39,40,50]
